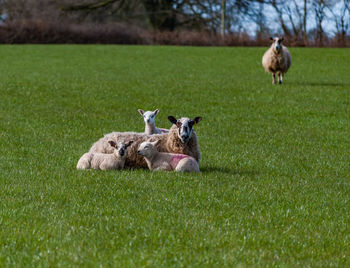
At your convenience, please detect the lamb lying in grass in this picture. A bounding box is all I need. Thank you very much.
[138,108,169,135]
[77,140,133,170]
[137,140,200,172]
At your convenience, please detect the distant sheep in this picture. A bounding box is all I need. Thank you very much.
[89,116,202,169]
[262,37,291,84]
[77,140,133,170]
[138,108,169,135]
[138,140,200,172]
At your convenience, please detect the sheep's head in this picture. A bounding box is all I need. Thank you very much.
[138,109,159,125]
[108,140,133,157]
[137,140,160,158]
[270,37,284,53]
[168,116,202,144]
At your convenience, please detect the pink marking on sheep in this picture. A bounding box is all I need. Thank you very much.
[170,154,190,169]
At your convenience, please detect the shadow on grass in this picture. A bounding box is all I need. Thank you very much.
[201,166,259,176]
[290,81,347,87]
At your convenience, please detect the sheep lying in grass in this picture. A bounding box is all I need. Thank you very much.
[77,140,133,170]
[89,116,202,169]
[138,140,200,172]
[262,37,291,84]
[138,108,169,135]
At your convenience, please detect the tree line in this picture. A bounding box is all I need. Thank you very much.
[1,0,349,46]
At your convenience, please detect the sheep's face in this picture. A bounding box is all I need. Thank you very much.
[108,140,133,157]
[138,109,159,125]
[168,116,202,144]
[270,37,284,53]
[137,141,159,158]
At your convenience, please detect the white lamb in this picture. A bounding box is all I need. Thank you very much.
[262,37,291,84]
[137,140,200,172]
[138,108,169,135]
[77,140,133,170]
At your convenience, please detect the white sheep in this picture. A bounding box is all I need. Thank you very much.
[77,140,133,170]
[138,108,169,135]
[262,37,291,84]
[137,140,200,172]
[89,116,202,169]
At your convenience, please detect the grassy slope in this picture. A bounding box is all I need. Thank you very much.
[0,45,349,266]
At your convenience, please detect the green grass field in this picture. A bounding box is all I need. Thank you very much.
[0,45,349,266]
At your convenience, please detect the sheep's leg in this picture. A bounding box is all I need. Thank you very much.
[272,73,276,84]
[99,164,107,170]
[100,161,113,170]
[153,166,168,171]
[153,163,172,171]
[278,73,283,84]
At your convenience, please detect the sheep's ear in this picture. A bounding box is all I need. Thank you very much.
[154,109,159,115]
[138,109,144,115]
[126,140,134,147]
[168,116,177,125]
[108,140,116,148]
[193,117,202,125]
[152,140,160,146]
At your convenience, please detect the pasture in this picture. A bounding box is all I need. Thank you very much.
[0,45,349,266]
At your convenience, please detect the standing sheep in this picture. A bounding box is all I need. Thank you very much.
[88,116,202,169]
[138,108,169,135]
[77,140,133,170]
[138,140,200,172]
[262,37,291,84]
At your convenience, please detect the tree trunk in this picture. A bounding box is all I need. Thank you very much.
[303,0,307,44]
[221,0,226,38]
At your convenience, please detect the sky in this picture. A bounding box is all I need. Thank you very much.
[257,1,349,38]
